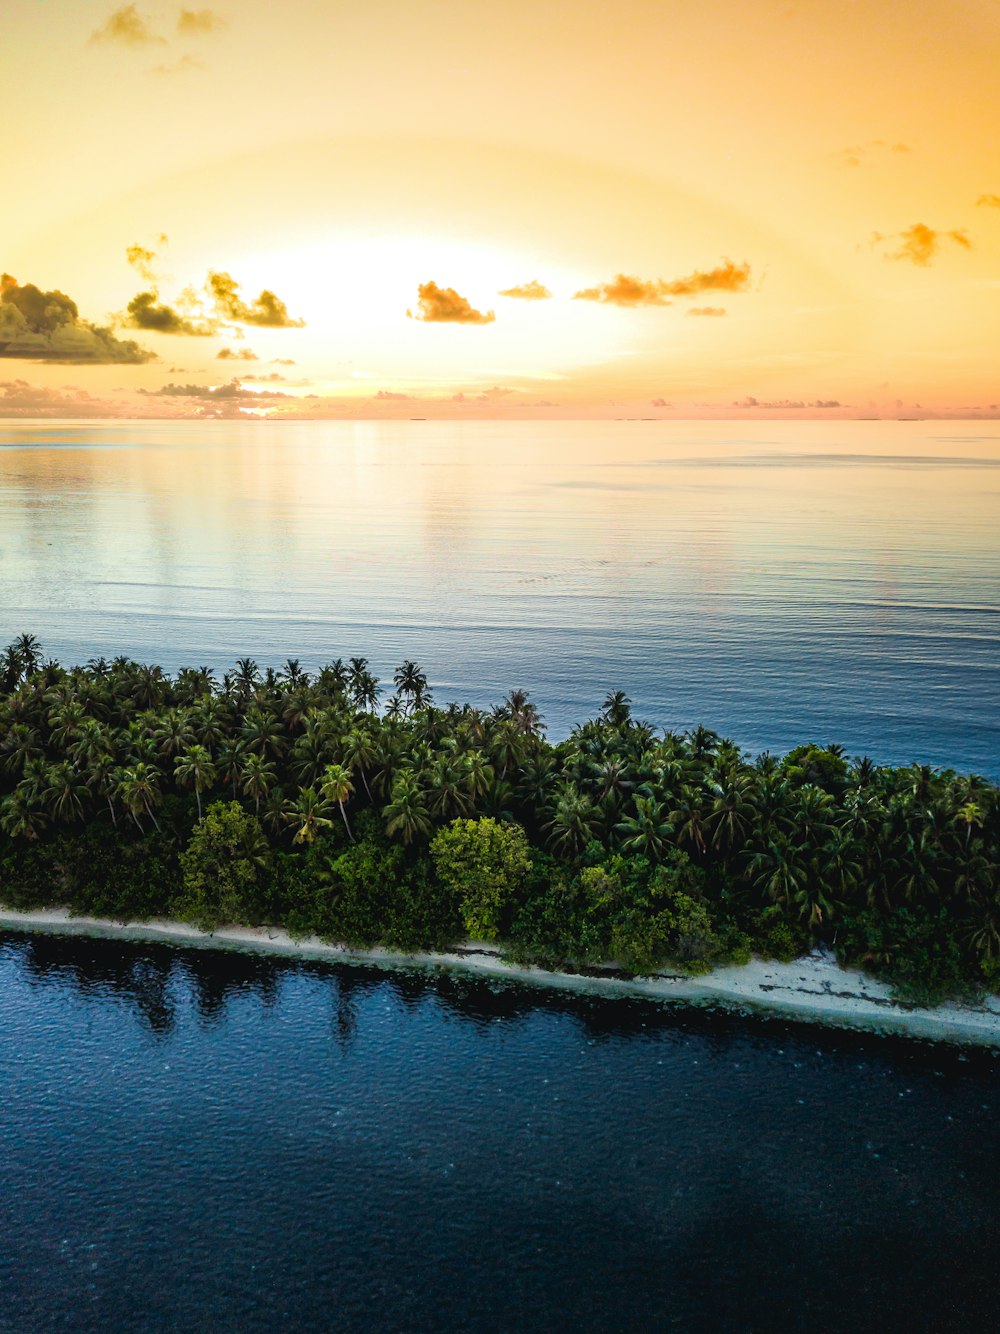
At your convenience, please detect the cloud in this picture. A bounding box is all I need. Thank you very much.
[573,274,671,307]
[153,54,206,75]
[407,282,495,324]
[90,4,164,46]
[650,397,672,407]
[177,8,226,35]
[452,385,515,403]
[0,274,154,363]
[126,243,159,282]
[374,389,412,400]
[125,291,217,335]
[144,377,287,400]
[0,380,120,418]
[498,280,552,300]
[732,397,842,409]
[574,260,750,306]
[688,306,726,317]
[272,357,296,365]
[834,140,910,168]
[207,272,305,327]
[872,223,972,265]
[217,346,258,361]
[976,194,1000,209]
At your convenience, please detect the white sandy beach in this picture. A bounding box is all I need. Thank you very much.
[2,905,999,1047]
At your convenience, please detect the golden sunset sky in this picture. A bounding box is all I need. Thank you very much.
[3,0,999,418]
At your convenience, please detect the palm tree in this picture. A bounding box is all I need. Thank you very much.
[321,763,355,840]
[341,727,376,802]
[544,784,599,859]
[43,760,88,825]
[669,785,708,857]
[284,786,333,845]
[956,800,984,850]
[115,761,163,833]
[393,660,428,714]
[174,745,217,821]
[241,753,276,814]
[601,690,632,728]
[616,795,672,859]
[383,772,431,845]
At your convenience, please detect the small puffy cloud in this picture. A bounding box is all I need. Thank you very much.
[90,4,164,45]
[207,272,305,327]
[498,280,552,300]
[407,282,495,324]
[177,8,226,35]
[272,357,296,365]
[976,194,1000,209]
[217,346,258,360]
[125,291,217,335]
[0,274,154,363]
[872,223,971,265]
[688,306,726,317]
[650,397,672,407]
[574,274,671,307]
[834,140,910,168]
[374,389,412,400]
[575,260,750,306]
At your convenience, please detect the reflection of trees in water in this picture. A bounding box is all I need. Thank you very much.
[6,932,994,1081]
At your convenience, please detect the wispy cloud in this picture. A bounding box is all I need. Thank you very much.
[0,273,154,364]
[574,260,750,306]
[145,377,287,400]
[153,55,206,75]
[407,282,495,324]
[872,223,972,266]
[498,280,552,300]
[688,306,726,317]
[833,140,910,168]
[177,8,226,36]
[90,4,164,46]
[976,193,1000,209]
[217,346,258,360]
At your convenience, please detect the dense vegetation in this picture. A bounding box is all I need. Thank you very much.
[1,634,997,1005]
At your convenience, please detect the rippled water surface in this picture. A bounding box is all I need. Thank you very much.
[1,419,998,771]
[1,932,998,1333]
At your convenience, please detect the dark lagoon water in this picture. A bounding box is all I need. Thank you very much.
[1,419,999,774]
[1,930,998,1333]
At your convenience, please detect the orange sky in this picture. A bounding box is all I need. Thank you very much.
[3,0,999,419]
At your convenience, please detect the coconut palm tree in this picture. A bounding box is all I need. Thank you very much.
[321,763,355,840]
[240,752,276,815]
[544,784,599,859]
[383,772,431,845]
[616,795,672,859]
[174,744,217,821]
[284,786,333,845]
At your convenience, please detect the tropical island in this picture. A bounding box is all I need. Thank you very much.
[1,634,998,1028]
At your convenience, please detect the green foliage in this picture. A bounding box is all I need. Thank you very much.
[837,908,979,1006]
[176,801,272,930]
[1,634,998,1007]
[431,817,531,941]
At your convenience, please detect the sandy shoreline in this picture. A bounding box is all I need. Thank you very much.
[2,905,999,1047]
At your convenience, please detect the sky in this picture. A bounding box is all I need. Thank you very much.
[3,0,1000,419]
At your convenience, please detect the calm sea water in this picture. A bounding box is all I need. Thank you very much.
[0,931,997,1333]
[1,419,998,773]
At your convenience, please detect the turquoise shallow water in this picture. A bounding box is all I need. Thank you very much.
[1,931,998,1333]
[1,418,998,773]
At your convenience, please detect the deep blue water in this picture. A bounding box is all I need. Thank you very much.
[1,419,998,774]
[1,930,998,1333]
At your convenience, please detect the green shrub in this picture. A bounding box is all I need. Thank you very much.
[431,817,531,941]
[175,802,272,931]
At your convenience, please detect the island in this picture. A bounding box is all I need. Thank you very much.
[2,633,998,1042]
